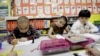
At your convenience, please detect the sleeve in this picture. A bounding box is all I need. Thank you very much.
[7,27,19,44]
[71,22,81,34]
[88,22,99,33]
[30,26,40,39]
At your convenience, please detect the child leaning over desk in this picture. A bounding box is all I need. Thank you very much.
[48,16,70,39]
[7,16,40,44]
[71,10,99,34]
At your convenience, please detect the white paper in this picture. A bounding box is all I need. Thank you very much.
[15,0,21,6]
[87,0,92,3]
[58,0,63,4]
[92,0,97,3]
[70,0,75,5]
[71,6,76,15]
[97,0,100,3]
[14,40,32,47]
[22,0,29,4]
[51,4,57,13]
[37,6,43,14]
[30,6,36,14]
[30,0,36,5]
[64,0,69,4]
[44,5,50,14]
[16,7,22,15]
[65,6,70,14]
[82,0,86,3]
[56,34,65,39]
[87,5,92,12]
[82,6,87,10]
[37,0,43,3]
[44,0,50,4]
[23,7,29,14]
[58,5,64,13]
[93,4,98,13]
[51,0,57,3]
[76,0,81,3]
[77,6,81,14]
[81,33,100,41]
[98,6,100,12]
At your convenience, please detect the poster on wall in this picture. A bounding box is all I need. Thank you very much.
[16,7,22,15]
[30,6,36,14]
[23,6,29,14]
[30,0,37,5]
[44,5,51,14]
[13,0,100,16]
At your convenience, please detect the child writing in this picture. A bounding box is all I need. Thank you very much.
[71,10,98,34]
[48,16,70,39]
[8,16,40,44]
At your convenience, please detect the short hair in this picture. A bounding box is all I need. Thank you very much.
[78,10,91,18]
[17,16,29,24]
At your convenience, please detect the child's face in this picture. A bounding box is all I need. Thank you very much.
[79,17,89,24]
[56,18,66,27]
[18,23,29,33]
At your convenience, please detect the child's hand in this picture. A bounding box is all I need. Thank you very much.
[11,39,18,45]
[85,45,100,56]
[19,37,28,42]
[50,35,57,39]
[7,51,18,56]
[85,29,91,33]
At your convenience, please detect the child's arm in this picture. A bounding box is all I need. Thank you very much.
[48,27,56,39]
[65,27,71,34]
[30,27,40,39]
[88,23,99,33]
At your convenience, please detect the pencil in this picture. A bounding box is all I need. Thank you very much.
[10,33,17,52]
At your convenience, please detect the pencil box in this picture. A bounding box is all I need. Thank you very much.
[66,37,95,50]
[40,39,70,54]
[0,42,2,49]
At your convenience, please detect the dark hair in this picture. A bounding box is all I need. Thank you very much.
[58,16,68,29]
[78,10,91,18]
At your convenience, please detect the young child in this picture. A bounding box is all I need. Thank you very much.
[48,16,70,39]
[71,10,98,34]
[8,16,40,44]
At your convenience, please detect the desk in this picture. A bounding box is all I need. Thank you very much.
[0,34,100,56]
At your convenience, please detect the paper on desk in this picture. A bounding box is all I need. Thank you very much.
[15,40,32,46]
[56,34,65,39]
[81,33,100,41]
[0,50,23,56]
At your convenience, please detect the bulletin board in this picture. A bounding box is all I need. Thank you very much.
[13,0,100,17]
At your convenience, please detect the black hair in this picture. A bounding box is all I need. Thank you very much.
[58,16,68,29]
[78,10,91,18]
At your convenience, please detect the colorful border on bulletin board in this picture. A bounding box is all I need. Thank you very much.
[13,0,100,16]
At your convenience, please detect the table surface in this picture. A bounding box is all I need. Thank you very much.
[0,34,100,56]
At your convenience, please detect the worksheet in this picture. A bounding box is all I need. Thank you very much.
[64,0,69,4]
[15,40,32,47]
[30,0,36,5]
[23,7,29,14]
[30,6,36,14]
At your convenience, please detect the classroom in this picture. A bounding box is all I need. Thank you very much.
[0,0,100,56]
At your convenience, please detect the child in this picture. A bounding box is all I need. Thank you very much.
[71,10,98,34]
[8,16,40,44]
[48,16,70,39]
